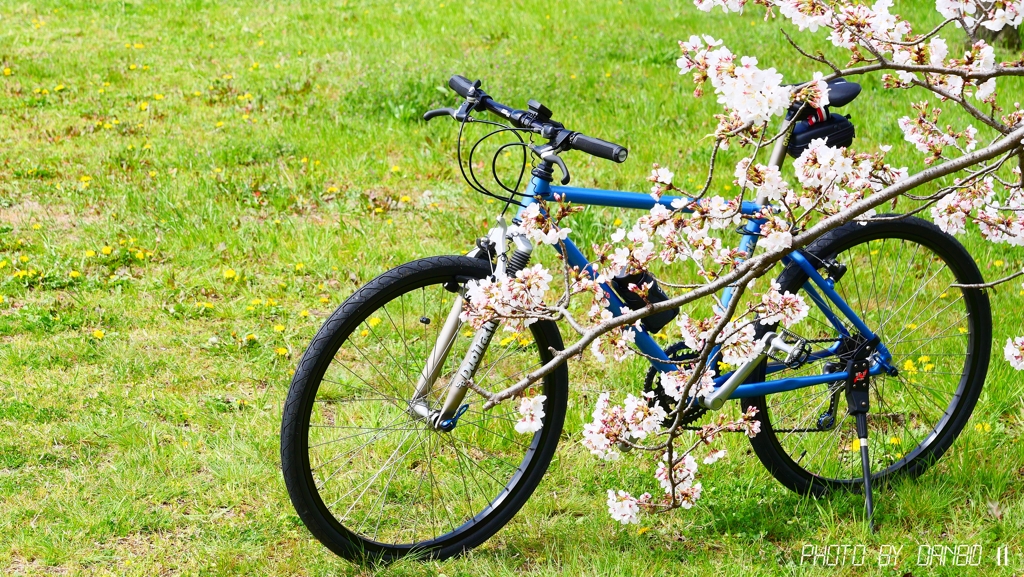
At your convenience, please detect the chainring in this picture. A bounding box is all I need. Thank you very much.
[643,341,712,427]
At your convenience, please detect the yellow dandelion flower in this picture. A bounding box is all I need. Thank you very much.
[902,359,918,374]
[327,186,339,193]
[939,292,948,299]
[870,250,879,256]
[193,90,202,96]
[0,260,7,269]
[849,439,860,451]
[994,259,1004,267]
[31,223,41,230]
[367,317,382,328]
[245,333,256,341]
[918,355,931,363]
[274,324,285,332]
[613,218,623,226]
[85,250,96,257]
[153,93,163,100]
[299,310,309,318]
[223,268,237,280]
[958,327,968,334]
[904,323,917,330]
[129,64,137,70]
[294,262,305,271]
[359,329,369,337]
[215,121,224,128]
[18,255,29,263]
[69,270,81,278]
[275,347,288,356]
[92,329,105,339]
[888,437,901,446]
[2,68,10,76]
[133,42,144,49]
[400,195,411,202]
[138,101,149,111]
[391,165,400,172]
[320,297,330,304]
[101,246,113,256]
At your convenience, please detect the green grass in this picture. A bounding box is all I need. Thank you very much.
[1,0,1024,575]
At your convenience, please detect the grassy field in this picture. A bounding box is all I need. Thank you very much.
[2,1,1024,575]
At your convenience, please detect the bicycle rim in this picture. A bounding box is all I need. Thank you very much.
[287,258,567,558]
[744,219,989,491]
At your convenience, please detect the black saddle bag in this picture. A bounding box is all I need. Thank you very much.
[787,113,856,158]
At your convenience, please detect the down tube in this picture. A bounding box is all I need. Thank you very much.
[555,237,678,373]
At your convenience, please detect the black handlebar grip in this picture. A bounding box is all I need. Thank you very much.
[571,134,628,163]
[448,75,478,98]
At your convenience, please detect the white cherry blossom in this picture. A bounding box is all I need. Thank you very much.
[514,395,546,434]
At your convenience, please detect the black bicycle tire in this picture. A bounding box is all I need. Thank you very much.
[741,216,991,495]
[280,255,568,562]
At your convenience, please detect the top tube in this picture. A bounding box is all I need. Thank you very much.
[525,177,764,215]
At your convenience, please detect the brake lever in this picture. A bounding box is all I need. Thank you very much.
[423,107,456,122]
[530,145,571,185]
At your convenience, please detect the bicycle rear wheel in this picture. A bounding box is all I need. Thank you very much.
[280,255,568,562]
[742,216,991,495]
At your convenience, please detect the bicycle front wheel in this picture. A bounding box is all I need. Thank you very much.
[743,216,991,495]
[281,255,568,562]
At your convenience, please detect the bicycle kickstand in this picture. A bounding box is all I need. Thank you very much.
[845,358,875,532]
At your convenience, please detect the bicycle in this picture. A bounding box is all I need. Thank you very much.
[280,74,992,562]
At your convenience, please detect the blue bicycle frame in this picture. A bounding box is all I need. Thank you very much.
[515,175,896,401]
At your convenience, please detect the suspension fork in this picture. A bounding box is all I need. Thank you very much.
[408,217,535,428]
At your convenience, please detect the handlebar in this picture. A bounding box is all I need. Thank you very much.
[434,75,629,164]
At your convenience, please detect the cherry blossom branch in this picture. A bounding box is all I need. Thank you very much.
[782,29,842,75]
[482,123,1024,410]
[910,78,1007,133]
[952,269,1024,289]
